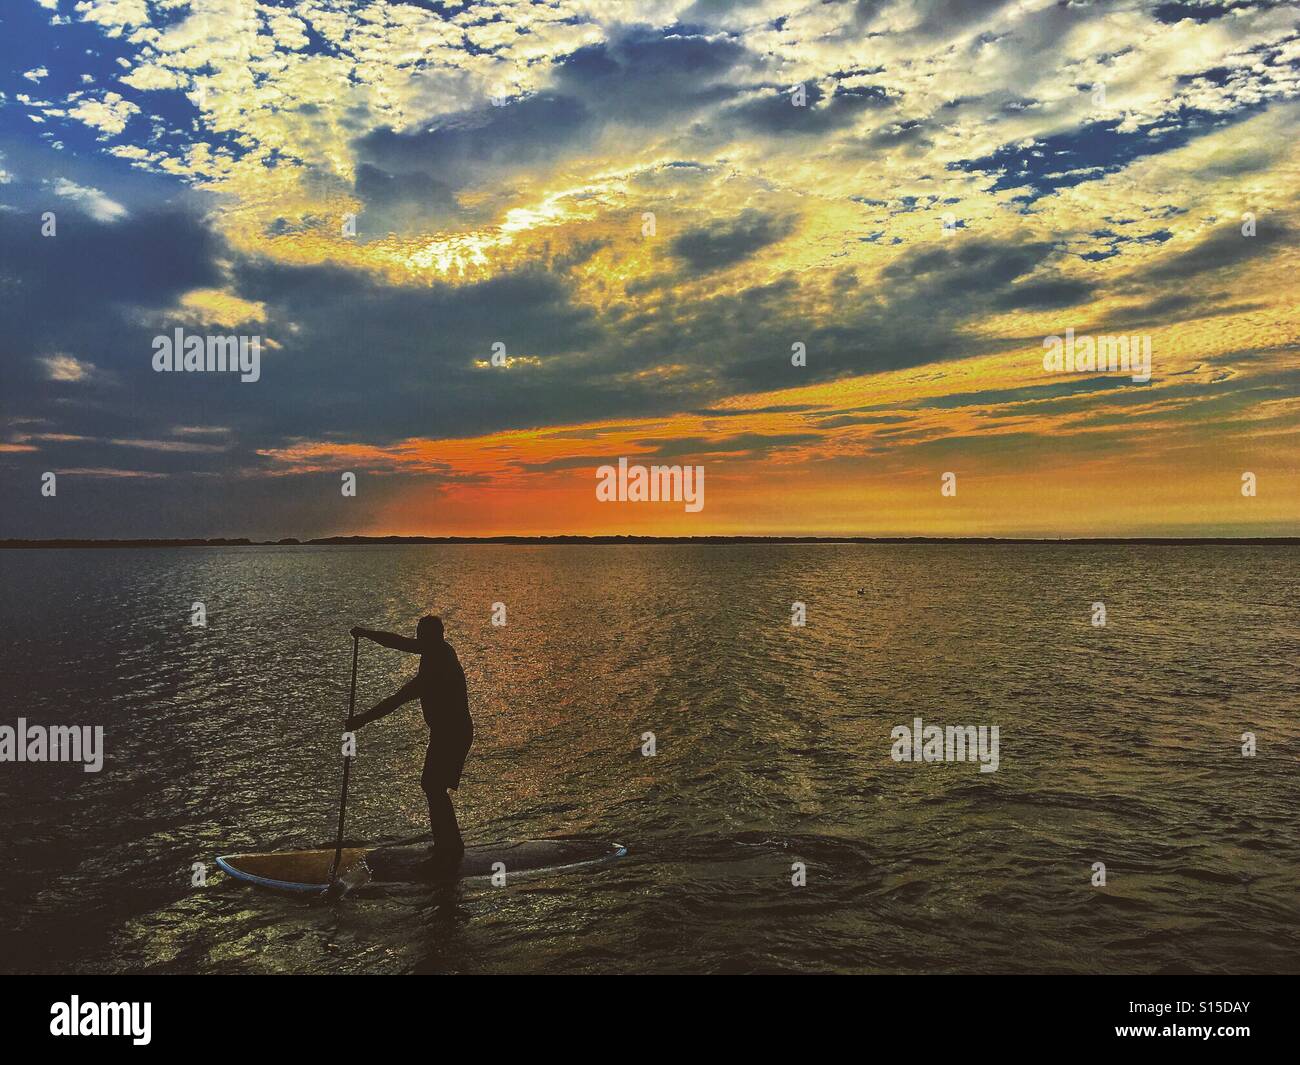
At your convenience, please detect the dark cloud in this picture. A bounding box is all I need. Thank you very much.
[881,239,1053,290]
[513,431,824,470]
[351,25,753,219]
[1144,221,1289,282]
[355,92,593,199]
[847,0,892,27]
[691,404,823,417]
[682,0,782,20]
[0,205,220,339]
[0,203,224,408]
[1152,1,1280,23]
[353,163,458,210]
[813,413,913,428]
[914,377,1131,411]
[610,236,1081,394]
[669,209,797,272]
[726,82,891,135]
[992,277,1095,311]
[603,230,1113,398]
[631,432,822,458]
[1090,292,1269,332]
[907,0,1018,38]
[865,119,931,148]
[552,25,747,120]
[219,259,607,442]
[512,452,613,473]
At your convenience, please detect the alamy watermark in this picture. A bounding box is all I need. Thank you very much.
[50,997,150,1045]
[152,327,261,382]
[596,457,704,512]
[0,718,104,772]
[1043,328,1150,384]
[891,716,999,773]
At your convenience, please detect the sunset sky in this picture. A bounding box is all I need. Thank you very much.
[1,0,1297,538]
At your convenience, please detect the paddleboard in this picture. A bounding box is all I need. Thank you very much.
[216,837,627,894]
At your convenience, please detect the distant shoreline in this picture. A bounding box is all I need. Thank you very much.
[2,535,1296,549]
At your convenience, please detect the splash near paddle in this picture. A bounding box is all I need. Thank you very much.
[217,838,626,894]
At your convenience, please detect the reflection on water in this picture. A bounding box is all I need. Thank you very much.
[1,544,1297,974]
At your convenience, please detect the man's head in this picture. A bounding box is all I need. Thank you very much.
[417,615,444,645]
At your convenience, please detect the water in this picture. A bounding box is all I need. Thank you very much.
[1,544,1296,974]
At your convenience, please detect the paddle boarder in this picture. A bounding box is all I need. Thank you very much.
[347,616,473,867]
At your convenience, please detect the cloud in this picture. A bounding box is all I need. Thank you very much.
[72,0,150,32]
[954,113,1231,200]
[38,354,96,382]
[670,209,797,272]
[726,82,892,135]
[1143,220,1290,282]
[633,432,823,458]
[62,91,140,137]
[3,2,1299,539]
[551,25,749,121]
[49,178,127,222]
[1152,2,1269,24]
[354,92,594,212]
[903,0,1018,38]
[219,257,605,441]
[119,63,188,91]
[992,278,1095,311]
[0,204,224,401]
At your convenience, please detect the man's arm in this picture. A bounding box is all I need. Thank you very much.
[349,675,421,729]
[351,627,422,653]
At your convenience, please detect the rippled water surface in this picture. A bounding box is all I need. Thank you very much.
[1,544,1297,974]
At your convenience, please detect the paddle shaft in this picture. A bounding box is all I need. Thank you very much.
[326,634,360,891]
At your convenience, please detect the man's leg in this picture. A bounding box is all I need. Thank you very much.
[427,788,464,860]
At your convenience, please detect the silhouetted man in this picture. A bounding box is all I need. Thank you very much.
[348,616,473,867]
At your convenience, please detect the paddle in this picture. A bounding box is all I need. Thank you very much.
[324,632,360,899]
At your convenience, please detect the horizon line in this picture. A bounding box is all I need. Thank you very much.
[2,535,1297,549]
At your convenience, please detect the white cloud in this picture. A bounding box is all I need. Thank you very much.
[120,62,187,91]
[63,90,139,136]
[106,143,165,169]
[73,0,150,34]
[23,67,50,83]
[49,177,128,221]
